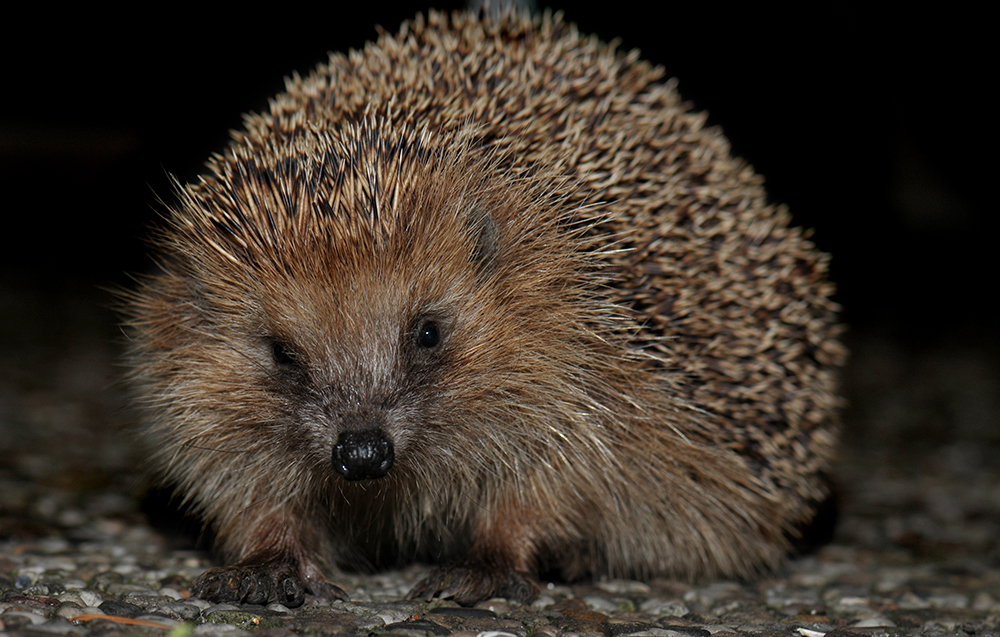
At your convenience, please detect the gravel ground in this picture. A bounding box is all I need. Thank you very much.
[2,284,999,636]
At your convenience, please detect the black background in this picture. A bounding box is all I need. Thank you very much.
[2,3,993,341]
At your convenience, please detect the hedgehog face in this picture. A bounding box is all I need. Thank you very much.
[137,120,614,500]
[244,230,480,484]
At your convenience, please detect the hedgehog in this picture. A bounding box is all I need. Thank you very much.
[125,9,845,608]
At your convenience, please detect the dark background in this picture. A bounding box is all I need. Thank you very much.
[2,4,992,335]
[1,5,996,549]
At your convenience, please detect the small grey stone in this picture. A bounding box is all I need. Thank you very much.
[595,580,652,595]
[383,618,451,636]
[55,602,84,619]
[35,557,76,572]
[896,591,930,609]
[973,591,999,611]
[655,627,709,637]
[105,583,156,597]
[639,599,689,617]
[1,610,47,628]
[77,590,102,607]
[136,613,181,626]
[192,623,251,636]
[428,607,497,619]
[21,581,58,596]
[56,592,85,607]
[158,586,184,600]
[123,592,174,608]
[60,578,87,591]
[699,626,738,635]
[186,598,212,610]
[353,613,388,631]
[375,608,413,626]
[851,615,896,628]
[203,603,241,616]
[764,586,819,609]
[582,595,621,612]
[31,617,85,635]
[927,593,968,609]
[347,602,412,624]
[154,601,203,621]
[531,594,557,610]
[475,599,514,614]
[922,619,960,633]
[98,598,143,617]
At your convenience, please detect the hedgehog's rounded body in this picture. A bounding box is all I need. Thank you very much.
[128,10,844,607]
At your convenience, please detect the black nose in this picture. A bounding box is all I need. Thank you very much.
[332,429,395,481]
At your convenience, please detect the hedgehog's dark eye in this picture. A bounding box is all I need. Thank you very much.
[415,320,441,349]
[271,339,298,368]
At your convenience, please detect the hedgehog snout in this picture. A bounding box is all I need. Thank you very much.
[332,428,395,481]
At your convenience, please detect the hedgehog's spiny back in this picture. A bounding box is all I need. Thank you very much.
[234,9,845,516]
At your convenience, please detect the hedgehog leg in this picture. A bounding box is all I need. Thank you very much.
[191,518,347,607]
[407,510,541,605]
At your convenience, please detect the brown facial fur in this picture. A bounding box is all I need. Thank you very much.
[125,10,845,607]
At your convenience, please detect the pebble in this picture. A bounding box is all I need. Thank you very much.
[187,598,213,611]
[2,610,47,626]
[32,618,85,635]
[972,591,999,611]
[376,607,412,625]
[531,594,557,610]
[851,615,897,627]
[764,585,820,609]
[896,591,930,609]
[475,599,514,614]
[159,586,184,600]
[61,579,88,591]
[57,592,85,607]
[638,598,689,616]
[927,593,968,608]
[595,580,652,595]
[156,600,204,620]
[582,595,625,613]
[56,603,84,619]
[203,603,241,616]
[682,582,743,608]
[383,618,450,636]
[192,624,251,635]
[99,598,143,617]
[137,613,181,626]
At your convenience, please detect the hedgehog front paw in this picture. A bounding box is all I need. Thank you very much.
[191,560,347,608]
[406,564,538,606]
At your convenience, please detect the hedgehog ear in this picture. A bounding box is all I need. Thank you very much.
[463,204,500,280]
